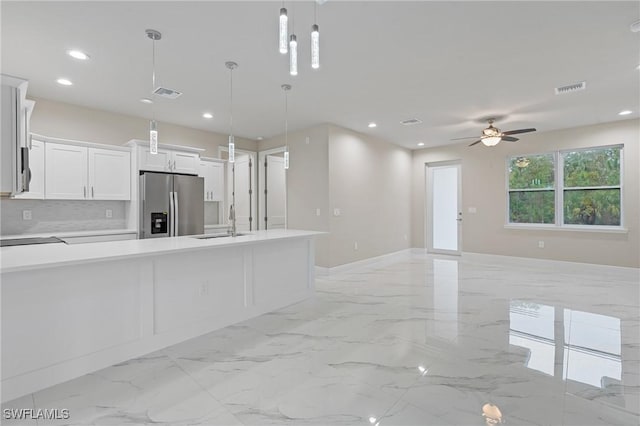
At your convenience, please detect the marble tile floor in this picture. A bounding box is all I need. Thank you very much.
[3,252,639,426]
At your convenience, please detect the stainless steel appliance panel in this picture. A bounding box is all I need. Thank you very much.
[173,174,204,236]
[140,172,172,239]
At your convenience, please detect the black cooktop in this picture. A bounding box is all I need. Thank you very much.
[0,237,66,247]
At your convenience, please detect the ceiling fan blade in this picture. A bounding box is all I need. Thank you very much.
[468,140,483,147]
[501,136,519,142]
[450,136,479,141]
[502,128,536,136]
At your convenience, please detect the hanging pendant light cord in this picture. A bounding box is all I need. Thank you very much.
[229,67,233,138]
[285,90,288,146]
[151,36,156,121]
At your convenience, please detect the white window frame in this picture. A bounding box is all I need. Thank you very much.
[505,145,625,232]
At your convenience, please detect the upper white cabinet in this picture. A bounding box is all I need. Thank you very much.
[137,145,199,175]
[199,159,225,202]
[45,141,130,200]
[14,139,45,199]
[89,148,131,200]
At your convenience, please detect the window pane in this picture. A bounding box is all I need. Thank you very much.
[564,189,621,225]
[509,154,555,189]
[509,191,555,224]
[563,148,620,187]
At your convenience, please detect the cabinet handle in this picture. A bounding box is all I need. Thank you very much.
[91,186,94,198]
[167,160,172,171]
[83,186,86,198]
[173,160,177,170]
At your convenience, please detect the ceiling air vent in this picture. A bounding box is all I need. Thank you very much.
[400,118,422,126]
[555,81,586,95]
[153,87,182,99]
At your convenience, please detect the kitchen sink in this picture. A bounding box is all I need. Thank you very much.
[193,233,249,239]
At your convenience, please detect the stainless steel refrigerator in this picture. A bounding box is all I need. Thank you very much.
[139,171,204,239]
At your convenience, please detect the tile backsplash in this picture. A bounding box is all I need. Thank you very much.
[0,199,127,236]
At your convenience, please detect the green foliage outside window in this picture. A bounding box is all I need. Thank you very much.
[508,154,555,223]
[507,147,622,227]
[563,148,621,226]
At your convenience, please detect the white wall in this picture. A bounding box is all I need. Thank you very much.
[30,97,257,156]
[328,125,412,267]
[259,124,412,268]
[411,119,640,268]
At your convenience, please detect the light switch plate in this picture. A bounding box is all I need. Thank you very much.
[316,208,321,216]
[22,210,32,220]
[468,207,477,213]
[106,209,113,218]
[333,208,341,216]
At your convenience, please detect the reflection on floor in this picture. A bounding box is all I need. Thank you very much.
[3,252,639,425]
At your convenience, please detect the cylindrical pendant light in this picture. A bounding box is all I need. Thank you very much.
[146,29,161,154]
[279,6,288,54]
[226,61,238,163]
[289,34,298,76]
[311,24,320,69]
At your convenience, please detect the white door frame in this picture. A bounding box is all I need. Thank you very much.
[257,146,288,230]
[425,160,462,255]
[218,146,258,231]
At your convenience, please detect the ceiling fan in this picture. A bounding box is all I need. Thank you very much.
[452,119,537,147]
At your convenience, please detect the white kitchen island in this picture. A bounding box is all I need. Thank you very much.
[0,229,319,402]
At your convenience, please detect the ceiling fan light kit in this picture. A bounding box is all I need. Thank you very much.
[457,118,537,147]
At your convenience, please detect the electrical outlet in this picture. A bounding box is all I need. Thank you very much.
[538,241,545,249]
[22,210,32,220]
[105,209,113,218]
[199,282,209,296]
[316,208,321,216]
[333,208,341,216]
[354,241,358,250]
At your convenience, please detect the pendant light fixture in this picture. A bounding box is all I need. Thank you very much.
[289,34,298,76]
[225,61,238,163]
[146,29,161,154]
[279,3,288,54]
[311,2,320,69]
[282,84,291,170]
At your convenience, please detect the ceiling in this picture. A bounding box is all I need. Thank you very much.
[2,1,639,149]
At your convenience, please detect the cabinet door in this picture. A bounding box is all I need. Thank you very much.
[172,151,199,175]
[45,142,88,199]
[139,147,171,172]
[14,139,45,199]
[89,148,131,200]
[210,161,225,201]
[199,161,211,201]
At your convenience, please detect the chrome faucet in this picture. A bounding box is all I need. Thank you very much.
[229,204,236,237]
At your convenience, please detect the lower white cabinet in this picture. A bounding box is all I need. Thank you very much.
[200,159,225,201]
[45,142,131,200]
[14,139,45,199]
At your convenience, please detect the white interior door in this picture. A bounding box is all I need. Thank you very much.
[426,161,462,255]
[265,155,286,229]
[230,154,252,232]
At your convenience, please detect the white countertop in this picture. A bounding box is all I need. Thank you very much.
[0,229,322,273]
[1,229,137,240]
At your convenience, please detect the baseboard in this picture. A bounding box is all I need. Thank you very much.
[315,249,413,275]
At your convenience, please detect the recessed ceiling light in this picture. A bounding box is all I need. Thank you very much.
[619,110,632,116]
[417,142,425,146]
[67,49,90,60]
[56,78,73,86]
[368,122,377,128]
[256,136,264,141]
[140,98,153,104]
[202,112,213,119]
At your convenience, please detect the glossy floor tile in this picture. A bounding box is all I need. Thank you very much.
[3,252,639,425]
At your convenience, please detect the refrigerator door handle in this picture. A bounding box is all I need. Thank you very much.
[169,191,175,236]
[174,191,179,236]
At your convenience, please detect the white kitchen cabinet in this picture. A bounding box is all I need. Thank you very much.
[45,142,131,200]
[89,148,131,200]
[45,142,88,199]
[14,139,45,199]
[138,147,199,175]
[199,159,225,202]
